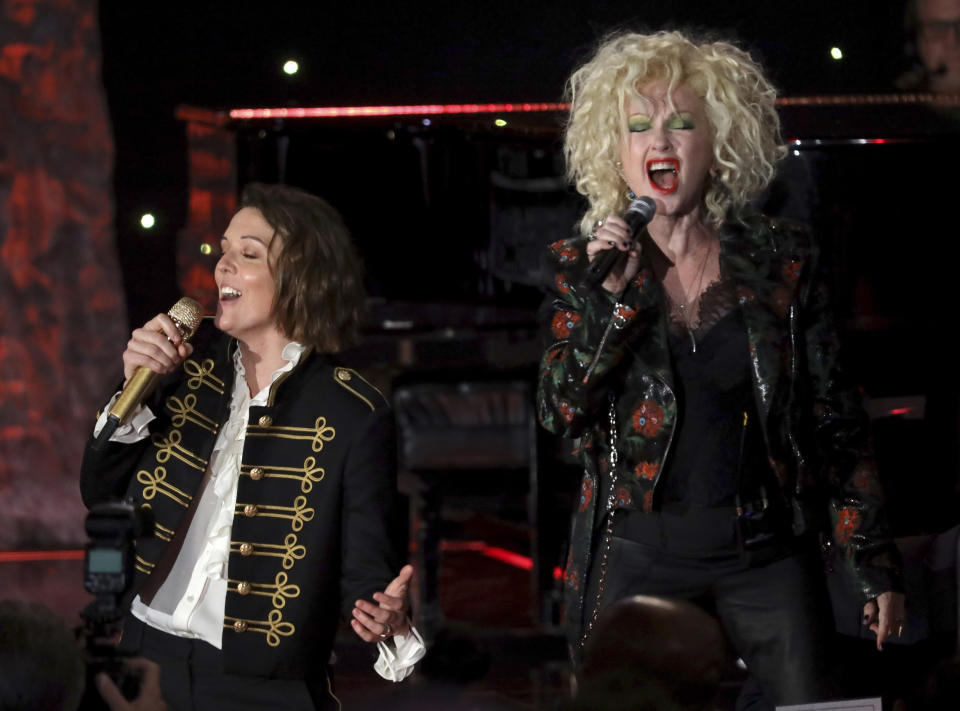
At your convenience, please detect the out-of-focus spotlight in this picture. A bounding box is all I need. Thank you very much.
[494,118,507,127]
[283,60,299,75]
[422,118,432,127]
[140,213,156,229]
[200,243,213,255]
[830,47,843,60]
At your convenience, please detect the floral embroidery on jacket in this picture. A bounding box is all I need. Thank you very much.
[612,303,636,329]
[578,475,594,512]
[835,507,861,544]
[536,216,902,653]
[784,260,803,283]
[542,349,566,372]
[550,239,579,264]
[635,461,659,480]
[632,401,665,437]
[642,490,654,512]
[559,400,578,423]
[551,311,581,340]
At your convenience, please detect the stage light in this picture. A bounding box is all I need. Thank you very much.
[140,213,155,229]
[422,118,431,126]
[494,118,507,127]
[200,243,213,255]
[283,60,299,75]
[830,47,843,60]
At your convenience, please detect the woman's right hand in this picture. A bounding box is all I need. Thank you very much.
[586,214,642,294]
[122,313,194,384]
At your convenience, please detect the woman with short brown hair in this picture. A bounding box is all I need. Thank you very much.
[82,182,423,710]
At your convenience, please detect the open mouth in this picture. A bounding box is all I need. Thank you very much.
[220,286,242,302]
[646,158,679,194]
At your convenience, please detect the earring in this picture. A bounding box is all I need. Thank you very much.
[614,159,635,200]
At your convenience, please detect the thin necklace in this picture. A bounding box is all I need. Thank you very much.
[673,239,714,354]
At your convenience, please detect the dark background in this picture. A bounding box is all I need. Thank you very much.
[96,0,960,536]
[98,0,914,321]
[1,6,952,706]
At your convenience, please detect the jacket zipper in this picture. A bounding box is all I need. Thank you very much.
[653,378,678,499]
[582,300,622,383]
[580,372,676,649]
[786,302,806,496]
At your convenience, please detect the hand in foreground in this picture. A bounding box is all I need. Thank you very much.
[122,313,194,384]
[586,214,642,294]
[862,590,906,650]
[351,564,414,643]
[95,657,167,711]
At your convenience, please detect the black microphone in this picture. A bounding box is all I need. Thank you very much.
[581,196,657,289]
[91,297,204,451]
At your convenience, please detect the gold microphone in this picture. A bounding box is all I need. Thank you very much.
[92,297,204,450]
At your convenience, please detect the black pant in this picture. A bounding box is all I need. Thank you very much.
[119,616,336,711]
[585,508,835,710]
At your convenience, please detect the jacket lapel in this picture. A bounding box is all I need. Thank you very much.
[720,218,803,431]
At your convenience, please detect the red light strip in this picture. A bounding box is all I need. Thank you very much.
[777,92,960,106]
[0,549,84,563]
[440,540,563,579]
[481,545,534,571]
[226,93,960,122]
[230,102,568,120]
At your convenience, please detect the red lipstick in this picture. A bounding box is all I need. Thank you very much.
[646,158,679,195]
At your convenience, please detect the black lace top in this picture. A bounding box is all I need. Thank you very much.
[615,271,775,554]
[656,274,769,509]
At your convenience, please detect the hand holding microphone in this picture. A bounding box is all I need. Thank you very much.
[92,297,203,450]
[582,197,656,292]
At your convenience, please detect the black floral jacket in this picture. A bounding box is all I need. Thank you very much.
[537,212,903,650]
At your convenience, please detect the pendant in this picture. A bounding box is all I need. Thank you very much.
[688,328,697,354]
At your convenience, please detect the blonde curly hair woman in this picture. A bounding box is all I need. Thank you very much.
[538,30,905,710]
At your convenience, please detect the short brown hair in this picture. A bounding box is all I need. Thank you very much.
[239,182,366,352]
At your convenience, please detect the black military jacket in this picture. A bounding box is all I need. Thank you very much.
[81,322,399,680]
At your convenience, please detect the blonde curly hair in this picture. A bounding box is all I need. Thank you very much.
[564,30,786,234]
